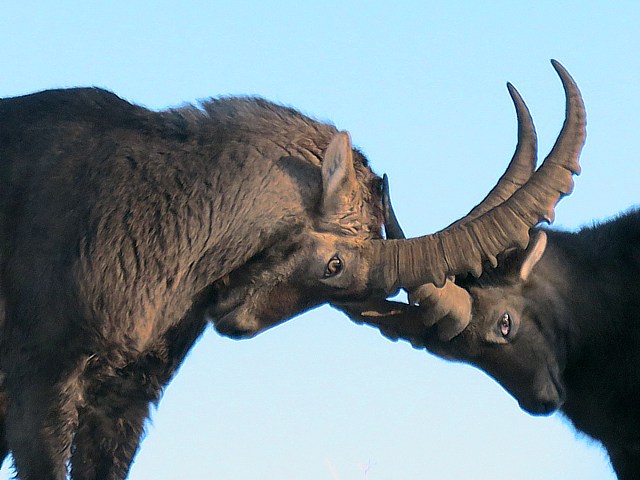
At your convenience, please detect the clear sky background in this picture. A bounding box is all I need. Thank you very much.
[1,2,639,479]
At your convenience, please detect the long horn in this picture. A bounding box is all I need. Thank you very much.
[369,60,585,290]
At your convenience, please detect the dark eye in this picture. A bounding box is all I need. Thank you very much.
[499,312,511,338]
[324,255,343,277]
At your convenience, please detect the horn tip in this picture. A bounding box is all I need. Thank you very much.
[550,59,563,71]
[550,59,581,95]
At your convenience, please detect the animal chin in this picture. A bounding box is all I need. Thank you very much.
[209,309,262,340]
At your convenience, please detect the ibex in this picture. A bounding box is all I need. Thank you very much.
[354,66,639,480]
[370,213,640,479]
[0,60,582,479]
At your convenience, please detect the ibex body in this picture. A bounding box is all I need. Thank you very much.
[0,90,389,480]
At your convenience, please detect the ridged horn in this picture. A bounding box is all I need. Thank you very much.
[369,60,585,290]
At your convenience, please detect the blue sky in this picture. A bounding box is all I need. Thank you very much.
[1,2,639,479]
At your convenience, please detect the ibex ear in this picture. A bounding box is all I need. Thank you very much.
[519,230,547,282]
[321,132,359,217]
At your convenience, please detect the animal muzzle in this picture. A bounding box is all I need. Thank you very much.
[519,396,561,416]
[518,367,566,416]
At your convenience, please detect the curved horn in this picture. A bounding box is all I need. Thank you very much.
[369,60,586,290]
[382,174,406,240]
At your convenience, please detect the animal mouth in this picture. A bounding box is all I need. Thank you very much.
[519,398,560,416]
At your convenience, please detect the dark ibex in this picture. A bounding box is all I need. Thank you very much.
[370,213,640,480]
[355,67,639,479]
[0,60,582,479]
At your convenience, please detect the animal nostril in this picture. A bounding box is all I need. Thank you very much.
[540,401,558,415]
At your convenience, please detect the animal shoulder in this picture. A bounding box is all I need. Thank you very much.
[575,209,640,265]
[0,87,153,135]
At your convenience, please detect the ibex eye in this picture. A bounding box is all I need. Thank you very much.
[324,255,343,277]
[499,313,511,338]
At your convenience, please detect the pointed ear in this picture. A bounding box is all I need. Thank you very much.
[321,132,359,217]
[519,230,547,281]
